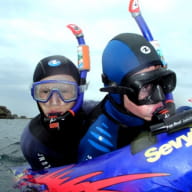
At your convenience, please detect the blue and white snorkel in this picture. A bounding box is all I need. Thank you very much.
[128,0,175,119]
[66,24,90,115]
[128,0,167,66]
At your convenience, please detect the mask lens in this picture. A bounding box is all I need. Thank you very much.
[58,83,77,101]
[159,72,176,93]
[35,85,51,101]
[32,80,78,103]
[138,84,165,105]
[122,68,176,105]
[138,83,153,100]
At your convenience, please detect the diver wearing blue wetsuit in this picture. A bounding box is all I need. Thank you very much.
[78,33,177,162]
[21,55,94,171]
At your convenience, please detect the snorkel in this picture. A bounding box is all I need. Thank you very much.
[128,0,175,119]
[45,24,90,129]
[67,24,90,114]
[128,0,167,66]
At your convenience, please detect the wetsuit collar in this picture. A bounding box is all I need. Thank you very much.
[104,98,144,127]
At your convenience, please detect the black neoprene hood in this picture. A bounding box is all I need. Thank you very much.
[33,55,80,83]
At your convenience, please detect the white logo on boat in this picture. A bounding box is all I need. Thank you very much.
[144,128,192,163]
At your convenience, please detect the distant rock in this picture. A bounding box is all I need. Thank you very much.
[0,106,28,119]
[0,106,12,119]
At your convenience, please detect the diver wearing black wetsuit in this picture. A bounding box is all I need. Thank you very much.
[21,55,95,170]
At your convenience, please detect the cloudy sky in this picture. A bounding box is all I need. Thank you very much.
[0,0,192,118]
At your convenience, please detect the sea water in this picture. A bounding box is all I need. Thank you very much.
[0,119,30,192]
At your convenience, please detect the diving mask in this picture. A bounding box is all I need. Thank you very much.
[31,80,79,103]
[101,68,176,105]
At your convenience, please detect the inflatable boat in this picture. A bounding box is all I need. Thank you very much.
[12,108,192,191]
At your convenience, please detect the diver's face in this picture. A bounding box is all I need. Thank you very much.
[38,74,76,117]
[123,66,164,121]
[123,95,163,121]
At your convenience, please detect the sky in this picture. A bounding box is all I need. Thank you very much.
[0,0,192,118]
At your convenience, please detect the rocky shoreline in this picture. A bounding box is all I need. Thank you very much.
[0,106,27,119]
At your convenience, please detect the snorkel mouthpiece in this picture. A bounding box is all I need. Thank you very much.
[47,113,61,130]
[44,110,76,130]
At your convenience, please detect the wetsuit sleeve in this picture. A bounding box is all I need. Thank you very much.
[78,114,119,162]
[20,122,51,170]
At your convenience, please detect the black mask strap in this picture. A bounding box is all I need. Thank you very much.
[100,86,132,95]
